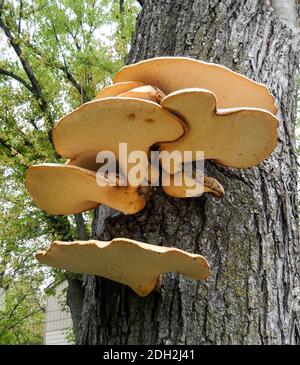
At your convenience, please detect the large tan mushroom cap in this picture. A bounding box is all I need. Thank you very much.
[53,97,185,174]
[163,173,225,198]
[94,81,145,99]
[25,164,148,215]
[36,238,210,296]
[159,89,279,174]
[113,57,277,114]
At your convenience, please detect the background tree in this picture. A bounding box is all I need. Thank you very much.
[0,0,138,344]
[77,0,300,345]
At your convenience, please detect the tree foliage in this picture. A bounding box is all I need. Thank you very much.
[0,0,139,344]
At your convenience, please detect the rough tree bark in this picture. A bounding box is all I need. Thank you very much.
[77,0,300,345]
[271,0,298,27]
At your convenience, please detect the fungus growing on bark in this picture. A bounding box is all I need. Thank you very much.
[36,238,210,296]
[114,57,277,114]
[163,172,225,198]
[53,97,185,174]
[25,164,148,215]
[94,81,145,99]
[149,164,224,198]
[159,88,279,174]
[23,55,284,299]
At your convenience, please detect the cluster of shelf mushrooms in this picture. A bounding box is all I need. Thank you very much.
[26,57,279,296]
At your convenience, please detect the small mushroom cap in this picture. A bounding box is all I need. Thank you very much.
[162,172,225,198]
[159,88,279,173]
[66,151,105,172]
[94,81,145,99]
[25,164,148,215]
[53,98,185,174]
[114,57,277,114]
[36,238,210,296]
[119,85,165,104]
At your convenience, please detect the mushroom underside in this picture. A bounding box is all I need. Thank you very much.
[36,238,210,296]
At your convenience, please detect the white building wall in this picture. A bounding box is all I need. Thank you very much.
[45,330,71,345]
[44,281,73,345]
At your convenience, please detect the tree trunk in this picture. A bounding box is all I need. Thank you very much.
[66,214,87,340]
[77,0,300,345]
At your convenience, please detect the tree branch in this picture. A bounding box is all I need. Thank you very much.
[0,307,43,338]
[23,39,89,102]
[120,0,125,13]
[27,116,40,130]
[57,64,89,103]
[18,0,23,37]
[0,67,34,93]
[0,137,24,161]
[0,11,53,128]
[50,21,89,103]
[67,29,81,52]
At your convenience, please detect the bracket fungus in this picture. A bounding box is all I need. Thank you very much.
[159,89,279,174]
[36,238,210,297]
[163,172,225,198]
[53,97,185,174]
[25,164,148,215]
[24,56,280,296]
[149,164,225,198]
[114,57,277,114]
